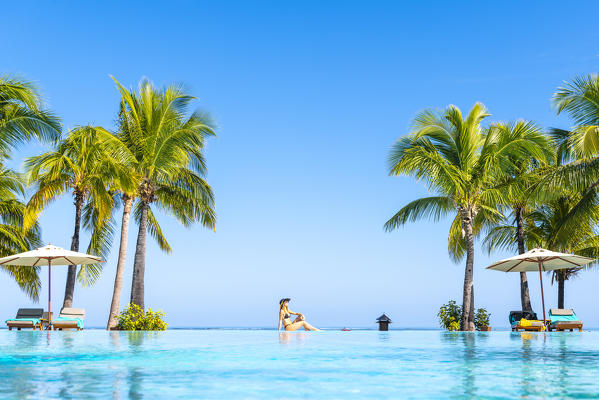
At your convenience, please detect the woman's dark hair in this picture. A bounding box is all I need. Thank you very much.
[279,298,291,309]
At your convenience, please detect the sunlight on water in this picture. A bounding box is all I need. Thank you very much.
[1,330,598,399]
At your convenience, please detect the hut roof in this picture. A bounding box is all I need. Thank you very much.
[376,313,392,323]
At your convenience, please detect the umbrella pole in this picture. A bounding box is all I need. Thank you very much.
[48,259,51,329]
[538,260,546,326]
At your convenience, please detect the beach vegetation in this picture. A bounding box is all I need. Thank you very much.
[481,121,553,311]
[117,303,168,331]
[437,300,461,331]
[111,77,216,311]
[474,308,490,330]
[25,126,124,308]
[386,104,549,330]
[0,75,60,298]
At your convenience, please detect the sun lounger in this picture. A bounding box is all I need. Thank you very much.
[509,311,544,332]
[52,308,85,331]
[548,309,583,332]
[5,308,43,331]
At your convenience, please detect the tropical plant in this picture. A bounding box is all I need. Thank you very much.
[474,308,490,330]
[106,102,141,330]
[0,74,60,295]
[438,300,461,331]
[0,167,43,299]
[111,76,216,310]
[482,121,553,311]
[25,126,122,308]
[116,303,168,331]
[553,74,599,157]
[527,193,599,308]
[385,103,549,330]
[0,75,61,154]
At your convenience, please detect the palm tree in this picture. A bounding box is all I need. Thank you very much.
[482,121,553,311]
[0,74,60,295]
[0,167,43,299]
[527,193,599,308]
[25,126,118,308]
[0,74,61,151]
[385,104,548,330]
[553,74,599,157]
[112,77,216,310]
[105,102,140,330]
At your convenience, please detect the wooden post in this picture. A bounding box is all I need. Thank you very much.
[48,259,52,329]
[538,261,546,325]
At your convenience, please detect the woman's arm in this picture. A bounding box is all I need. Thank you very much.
[278,311,283,331]
[288,309,301,316]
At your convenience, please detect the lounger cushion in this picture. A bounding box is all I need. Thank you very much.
[60,308,85,318]
[52,317,84,328]
[15,308,44,319]
[5,318,40,326]
[550,309,574,316]
[551,320,583,327]
[53,308,85,329]
[549,310,579,323]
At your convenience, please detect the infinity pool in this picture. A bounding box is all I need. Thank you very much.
[1,330,598,399]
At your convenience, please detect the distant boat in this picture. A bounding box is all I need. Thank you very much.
[341,327,351,331]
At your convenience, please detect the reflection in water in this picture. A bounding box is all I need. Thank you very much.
[555,334,569,390]
[377,332,390,342]
[441,332,479,397]
[279,332,306,344]
[127,331,146,349]
[57,333,76,398]
[126,331,146,398]
[519,332,535,397]
[279,332,291,344]
[6,332,40,397]
[128,367,143,400]
[110,333,122,400]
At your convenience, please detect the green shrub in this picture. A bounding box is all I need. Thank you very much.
[474,308,490,330]
[438,301,491,331]
[117,303,168,331]
[438,300,461,331]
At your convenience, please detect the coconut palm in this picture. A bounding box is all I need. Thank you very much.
[25,126,120,308]
[0,74,61,152]
[0,74,60,295]
[481,121,553,311]
[528,193,599,308]
[385,104,549,330]
[112,77,216,310]
[0,167,43,299]
[105,102,141,330]
[553,74,599,157]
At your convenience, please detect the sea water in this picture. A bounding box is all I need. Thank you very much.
[0,329,597,399]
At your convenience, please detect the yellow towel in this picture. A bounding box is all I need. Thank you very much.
[520,318,545,331]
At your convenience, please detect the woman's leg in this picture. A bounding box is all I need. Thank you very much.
[300,321,320,331]
[285,321,320,331]
[284,322,302,331]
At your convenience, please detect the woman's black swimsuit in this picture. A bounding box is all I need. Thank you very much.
[283,313,292,328]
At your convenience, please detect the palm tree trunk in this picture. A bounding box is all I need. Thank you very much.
[460,207,475,331]
[106,195,133,330]
[515,207,532,311]
[130,200,149,310]
[63,190,83,309]
[557,271,565,309]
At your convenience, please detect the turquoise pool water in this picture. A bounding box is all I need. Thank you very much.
[1,330,598,399]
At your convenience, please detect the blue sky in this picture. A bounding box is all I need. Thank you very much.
[3,1,599,328]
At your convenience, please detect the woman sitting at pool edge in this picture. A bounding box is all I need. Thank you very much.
[278,298,320,331]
